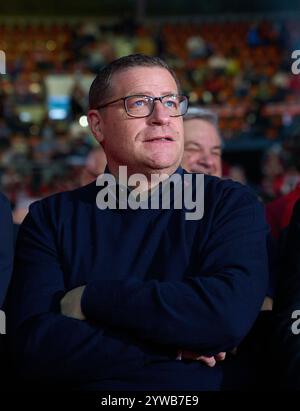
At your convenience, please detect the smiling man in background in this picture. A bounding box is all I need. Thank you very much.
[182,107,222,177]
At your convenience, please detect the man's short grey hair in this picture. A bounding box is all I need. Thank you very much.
[89,54,181,109]
[183,106,223,146]
[183,106,219,128]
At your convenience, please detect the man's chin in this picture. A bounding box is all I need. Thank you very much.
[142,155,180,171]
[190,167,211,175]
[139,162,178,176]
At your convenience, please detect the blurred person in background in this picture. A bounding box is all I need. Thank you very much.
[79,145,107,186]
[0,192,13,309]
[271,198,300,389]
[225,165,248,186]
[182,107,222,177]
[182,107,248,185]
[0,192,13,390]
[266,135,300,239]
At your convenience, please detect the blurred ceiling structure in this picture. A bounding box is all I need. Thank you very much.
[0,0,300,17]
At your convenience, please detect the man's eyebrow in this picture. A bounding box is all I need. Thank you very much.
[184,142,203,148]
[126,91,178,96]
[184,143,222,150]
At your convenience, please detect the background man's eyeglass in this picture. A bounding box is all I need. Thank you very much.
[96,94,189,118]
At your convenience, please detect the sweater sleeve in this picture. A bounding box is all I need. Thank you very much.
[81,187,269,355]
[7,200,171,383]
[0,193,13,309]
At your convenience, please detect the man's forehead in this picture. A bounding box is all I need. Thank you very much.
[184,118,216,128]
[184,118,218,132]
[184,119,221,144]
[111,66,178,95]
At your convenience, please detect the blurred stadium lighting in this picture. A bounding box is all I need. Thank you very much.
[79,115,89,127]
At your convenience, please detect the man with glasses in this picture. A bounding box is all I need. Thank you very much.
[8,54,269,390]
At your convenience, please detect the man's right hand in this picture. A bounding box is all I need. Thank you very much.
[177,350,226,367]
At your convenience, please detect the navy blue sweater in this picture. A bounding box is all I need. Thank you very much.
[8,169,269,390]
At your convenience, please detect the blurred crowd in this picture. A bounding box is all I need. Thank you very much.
[0,16,300,222]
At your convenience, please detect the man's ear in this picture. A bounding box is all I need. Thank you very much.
[87,109,105,144]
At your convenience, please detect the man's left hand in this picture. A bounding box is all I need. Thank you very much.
[60,285,86,320]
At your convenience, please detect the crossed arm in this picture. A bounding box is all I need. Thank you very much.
[9,188,269,382]
[60,190,269,365]
[60,285,227,366]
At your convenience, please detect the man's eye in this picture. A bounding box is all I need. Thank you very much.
[212,151,222,157]
[164,100,177,108]
[127,98,148,110]
[185,147,198,152]
[132,99,146,107]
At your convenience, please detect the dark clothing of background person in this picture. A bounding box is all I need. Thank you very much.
[272,199,300,389]
[266,183,300,240]
[0,192,13,309]
[7,169,269,390]
[0,192,14,389]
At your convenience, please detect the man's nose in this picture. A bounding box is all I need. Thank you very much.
[148,100,170,125]
[194,152,214,169]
